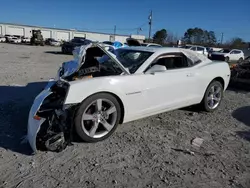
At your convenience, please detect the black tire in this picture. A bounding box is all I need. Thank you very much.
[225,56,229,62]
[238,57,243,63]
[74,93,121,142]
[200,81,223,112]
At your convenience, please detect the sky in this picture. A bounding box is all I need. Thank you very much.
[0,0,249,42]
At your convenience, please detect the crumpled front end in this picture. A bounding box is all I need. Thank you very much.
[27,79,75,153]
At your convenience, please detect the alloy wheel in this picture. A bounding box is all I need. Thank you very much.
[81,98,117,138]
[207,85,222,109]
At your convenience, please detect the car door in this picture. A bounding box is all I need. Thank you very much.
[229,50,238,61]
[135,53,199,115]
[233,50,242,60]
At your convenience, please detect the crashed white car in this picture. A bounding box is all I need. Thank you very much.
[27,42,231,153]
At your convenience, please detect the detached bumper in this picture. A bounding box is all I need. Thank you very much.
[27,80,54,153]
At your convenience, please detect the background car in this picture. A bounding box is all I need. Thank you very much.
[141,43,162,47]
[5,35,14,42]
[102,41,114,45]
[208,49,244,63]
[9,37,22,43]
[21,37,30,43]
[45,38,61,46]
[0,35,6,42]
[61,37,92,54]
[189,45,208,56]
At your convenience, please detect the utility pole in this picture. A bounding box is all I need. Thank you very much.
[137,28,142,35]
[114,25,116,41]
[148,10,152,40]
[220,32,224,44]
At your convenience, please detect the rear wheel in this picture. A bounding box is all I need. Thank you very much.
[200,81,223,112]
[74,93,121,142]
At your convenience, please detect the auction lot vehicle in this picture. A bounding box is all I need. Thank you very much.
[45,38,61,46]
[27,43,231,153]
[30,30,44,46]
[230,56,250,86]
[61,37,92,54]
[208,48,244,63]
[0,35,6,42]
[9,37,22,43]
[5,35,14,42]
[21,37,30,43]
[141,43,162,47]
[189,45,208,56]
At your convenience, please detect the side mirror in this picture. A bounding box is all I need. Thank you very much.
[145,65,167,74]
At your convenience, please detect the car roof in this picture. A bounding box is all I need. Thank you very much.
[118,46,209,61]
[119,46,183,53]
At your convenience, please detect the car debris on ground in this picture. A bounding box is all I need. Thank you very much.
[191,137,204,147]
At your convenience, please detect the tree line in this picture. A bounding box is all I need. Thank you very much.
[147,27,249,49]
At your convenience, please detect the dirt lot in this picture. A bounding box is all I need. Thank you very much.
[0,43,249,188]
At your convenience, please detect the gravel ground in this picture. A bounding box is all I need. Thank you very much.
[0,43,249,188]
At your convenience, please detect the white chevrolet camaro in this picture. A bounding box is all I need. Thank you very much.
[27,43,231,153]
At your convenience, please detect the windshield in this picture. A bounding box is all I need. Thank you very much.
[219,49,230,53]
[114,48,153,73]
[97,48,153,74]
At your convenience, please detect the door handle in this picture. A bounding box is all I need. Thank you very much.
[186,73,194,77]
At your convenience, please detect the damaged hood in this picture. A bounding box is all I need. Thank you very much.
[60,43,130,78]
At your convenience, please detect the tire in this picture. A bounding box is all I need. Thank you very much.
[225,56,229,62]
[74,93,121,142]
[200,81,223,112]
[62,47,65,54]
[238,57,243,63]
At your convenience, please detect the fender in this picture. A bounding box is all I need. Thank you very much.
[64,76,128,116]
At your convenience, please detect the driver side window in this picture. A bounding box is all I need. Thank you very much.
[152,54,189,70]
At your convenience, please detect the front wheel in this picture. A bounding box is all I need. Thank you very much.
[225,56,229,62]
[74,93,121,142]
[238,57,243,63]
[200,81,223,112]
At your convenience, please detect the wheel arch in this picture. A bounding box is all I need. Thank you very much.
[212,77,225,90]
[81,91,125,124]
[201,76,225,102]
